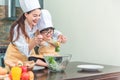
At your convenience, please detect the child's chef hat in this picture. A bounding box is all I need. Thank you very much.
[39,9,54,31]
[19,0,41,13]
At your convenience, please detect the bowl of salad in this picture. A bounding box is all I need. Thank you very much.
[44,54,72,72]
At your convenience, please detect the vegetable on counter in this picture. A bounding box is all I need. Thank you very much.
[8,61,34,80]
[11,66,22,80]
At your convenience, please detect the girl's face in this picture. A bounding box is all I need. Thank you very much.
[25,9,41,28]
[41,28,54,41]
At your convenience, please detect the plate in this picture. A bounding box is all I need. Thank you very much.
[77,64,104,71]
[33,66,45,70]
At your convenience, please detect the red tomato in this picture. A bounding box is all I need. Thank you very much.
[21,66,27,73]
[28,71,34,80]
[9,72,12,80]
[21,72,30,80]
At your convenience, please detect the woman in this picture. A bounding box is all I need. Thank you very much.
[4,0,66,70]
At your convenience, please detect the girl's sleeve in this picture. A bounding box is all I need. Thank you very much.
[53,30,62,40]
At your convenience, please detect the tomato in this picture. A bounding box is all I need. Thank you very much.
[28,71,34,80]
[9,72,12,80]
[21,66,27,73]
[21,72,30,80]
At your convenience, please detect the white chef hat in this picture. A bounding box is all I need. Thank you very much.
[19,0,41,13]
[39,9,54,31]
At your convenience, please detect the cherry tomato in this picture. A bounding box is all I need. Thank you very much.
[21,72,30,80]
[21,66,27,73]
[9,72,12,80]
[28,71,34,80]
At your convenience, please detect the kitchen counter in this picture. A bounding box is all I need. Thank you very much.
[34,61,120,80]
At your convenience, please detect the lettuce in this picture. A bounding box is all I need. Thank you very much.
[45,56,61,72]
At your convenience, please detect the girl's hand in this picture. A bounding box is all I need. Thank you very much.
[58,35,67,43]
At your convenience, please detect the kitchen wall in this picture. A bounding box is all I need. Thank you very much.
[0,0,6,5]
[0,0,22,45]
[44,0,120,66]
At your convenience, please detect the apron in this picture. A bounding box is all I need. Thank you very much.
[31,30,59,59]
[4,38,36,71]
[31,42,58,58]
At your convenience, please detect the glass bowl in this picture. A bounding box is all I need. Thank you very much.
[44,54,72,72]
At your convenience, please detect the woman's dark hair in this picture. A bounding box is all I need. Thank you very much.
[9,13,27,42]
[9,8,41,42]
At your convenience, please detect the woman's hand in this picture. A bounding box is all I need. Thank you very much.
[34,34,43,45]
[57,35,67,43]
[5,60,16,68]
[29,34,43,51]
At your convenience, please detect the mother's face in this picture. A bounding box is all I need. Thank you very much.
[25,9,41,27]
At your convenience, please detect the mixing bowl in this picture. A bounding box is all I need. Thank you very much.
[44,54,72,72]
